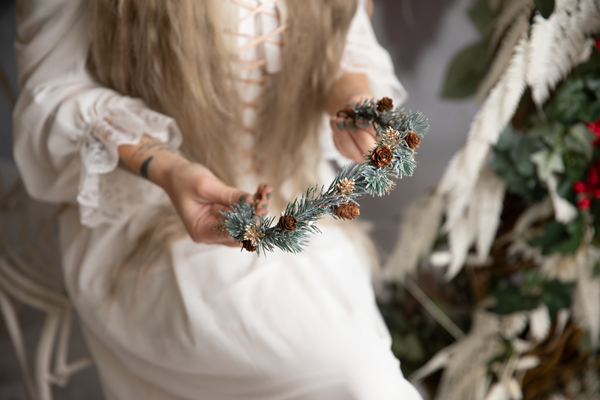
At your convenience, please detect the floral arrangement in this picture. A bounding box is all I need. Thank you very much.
[381,1,600,398]
[220,97,428,254]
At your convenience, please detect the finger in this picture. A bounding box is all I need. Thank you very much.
[254,183,273,216]
[189,213,243,246]
[204,179,252,207]
[330,116,362,135]
[330,116,347,133]
[203,231,242,247]
[348,128,377,157]
[332,127,364,162]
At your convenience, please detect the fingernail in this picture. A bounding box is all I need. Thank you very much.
[336,121,345,131]
[254,192,262,201]
[262,204,268,209]
[346,120,356,131]
[239,194,249,203]
[264,184,269,188]
[267,192,273,200]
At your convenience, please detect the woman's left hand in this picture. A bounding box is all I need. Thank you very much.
[330,94,377,163]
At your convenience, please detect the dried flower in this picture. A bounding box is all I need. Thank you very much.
[371,145,393,168]
[278,215,297,231]
[382,127,402,149]
[386,180,396,195]
[336,178,356,197]
[405,131,421,150]
[377,97,394,113]
[212,219,226,235]
[334,203,360,220]
[243,223,264,246]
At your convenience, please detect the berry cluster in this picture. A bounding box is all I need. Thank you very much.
[573,164,600,210]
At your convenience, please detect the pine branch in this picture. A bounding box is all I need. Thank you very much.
[222,97,429,254]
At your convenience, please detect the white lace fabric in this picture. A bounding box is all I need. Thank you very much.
[78,105,182,228]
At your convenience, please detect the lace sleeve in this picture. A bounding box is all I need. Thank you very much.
[78,105,183,228]
[339,3,408,105]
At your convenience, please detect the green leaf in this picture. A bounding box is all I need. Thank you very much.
[491,284,538,314]
[563,154,589,184]
[579,99,600,123]
[391,332,425,363]
[566,123,595,159]
[577,50,600,76]
[495,126,516,151]
[530,148,564,181]
[530,215,585,255]
[468,0,496,35]
[510,135,544,177]
[440,42,488,99]
[529,220,570,253]
[534,0,555,18]
[521,270,546,295]
[540,280,575,318]
[547,78,595,125]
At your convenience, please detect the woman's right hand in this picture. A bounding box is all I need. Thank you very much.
[159,162,272,246]
[117,135,272,247]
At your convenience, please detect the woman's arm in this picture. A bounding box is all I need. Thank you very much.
[117,136,272,246]
[325,72,372,116]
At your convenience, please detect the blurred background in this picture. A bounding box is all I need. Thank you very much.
[0,0,480,398]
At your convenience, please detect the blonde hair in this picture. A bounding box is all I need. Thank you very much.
[87,0,358,292]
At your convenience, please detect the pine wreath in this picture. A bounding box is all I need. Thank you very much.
[222,97,429,254]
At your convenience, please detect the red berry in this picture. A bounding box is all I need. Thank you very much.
[594,189,600,198]
[578,197,591,210]
[596,37,600,50]
[587,122,600,134]
[574,181,587,194]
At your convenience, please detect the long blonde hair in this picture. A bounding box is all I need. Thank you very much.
[87,0,358,290]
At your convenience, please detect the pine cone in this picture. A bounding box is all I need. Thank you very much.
[377,97,394,113]
[334,203,360,220]
[405,131,421,150]
[241,240,256,252]
[278,215,297,231]
[371,145,393,168]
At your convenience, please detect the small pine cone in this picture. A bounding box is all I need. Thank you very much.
[405,131,421,150]
[371,144,393,168]
[377,97,394,113]
[241,240,256,252]
[334,203,360,220]
[278,215,297,232]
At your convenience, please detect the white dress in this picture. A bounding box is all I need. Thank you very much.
[13,0,421,399]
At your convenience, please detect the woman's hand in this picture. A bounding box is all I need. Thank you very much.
[324,72,376,163]
[160,163,272,246]
[117,136,273,246]
[329,94,377,163]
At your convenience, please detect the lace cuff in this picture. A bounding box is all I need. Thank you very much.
[78,105,183,228]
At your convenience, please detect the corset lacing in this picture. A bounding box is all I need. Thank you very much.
[229,0,287,173]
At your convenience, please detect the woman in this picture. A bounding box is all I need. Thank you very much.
[13,0,421,398]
